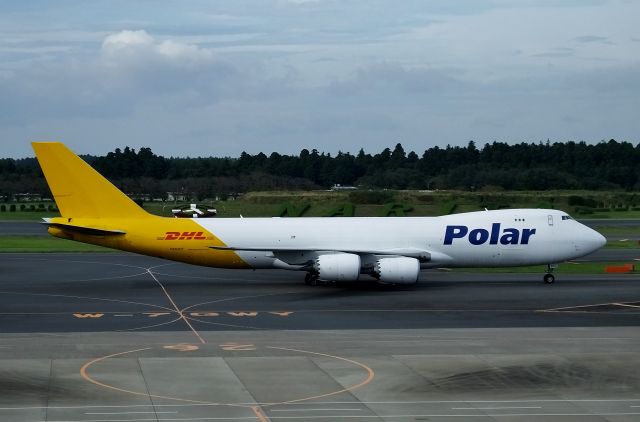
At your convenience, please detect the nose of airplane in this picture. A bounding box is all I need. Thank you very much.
[586,227,607,252]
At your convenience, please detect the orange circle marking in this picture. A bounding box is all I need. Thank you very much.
[80,347,218,405]
[265,346,375,405]
[79,344,376,413]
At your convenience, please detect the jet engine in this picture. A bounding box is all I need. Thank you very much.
[314,253,361,281]
[373,257,420,284]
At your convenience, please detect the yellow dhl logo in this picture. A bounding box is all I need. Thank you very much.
[163,231,207,240]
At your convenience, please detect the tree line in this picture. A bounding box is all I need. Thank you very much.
[1,139,640,200]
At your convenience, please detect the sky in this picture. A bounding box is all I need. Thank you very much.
[1,0,639,158]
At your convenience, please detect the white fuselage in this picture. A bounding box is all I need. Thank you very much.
[195,209,606,270]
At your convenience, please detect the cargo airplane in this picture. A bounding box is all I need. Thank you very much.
[33,142,606,285]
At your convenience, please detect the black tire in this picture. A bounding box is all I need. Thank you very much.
[304,273,313,285]
[543,273,555,284]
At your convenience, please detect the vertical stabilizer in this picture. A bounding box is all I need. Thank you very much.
[32,142,149,219]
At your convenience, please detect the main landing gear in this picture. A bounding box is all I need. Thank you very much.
[304,272,320,286]
[543,264,557,284]
[304,272,332,286]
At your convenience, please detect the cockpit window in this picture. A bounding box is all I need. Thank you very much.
[561,215,572,220]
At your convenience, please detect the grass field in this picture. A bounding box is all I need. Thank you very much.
[453,261,637,274]
[0,236,111,252]
[605,240,640,249]
[0,211,61,221]
[4,189,640,220]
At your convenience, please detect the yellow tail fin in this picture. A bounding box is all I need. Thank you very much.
[32,142,150,219]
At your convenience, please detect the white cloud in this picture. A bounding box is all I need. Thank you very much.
[102,29,154,50]
[0,1,639,158]
[278,0,325,4]
[0,29,249,135]
[101,29,213,67]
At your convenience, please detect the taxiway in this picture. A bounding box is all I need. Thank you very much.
[0,252,639,421]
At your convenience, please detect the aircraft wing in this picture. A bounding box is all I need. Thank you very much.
[210,244,454,272]
[210,245,433,260]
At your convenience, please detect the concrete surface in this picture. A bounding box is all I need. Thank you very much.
[0,252,638,421]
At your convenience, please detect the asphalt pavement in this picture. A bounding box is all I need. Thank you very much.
[0,248,639,421]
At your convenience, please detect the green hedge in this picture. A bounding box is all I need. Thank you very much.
[574,206,594,215]
[382,203,413,217]
[326,203,355,217]
[277,203,310,217]
[441,202,457,215]
[349,190,394,205]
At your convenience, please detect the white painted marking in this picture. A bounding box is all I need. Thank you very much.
[44,412,640,420]
[564,337,633,340]
[0,398,639,412]
[452,406,542,410]
[0,289,173,312]
[271,408,362,412]
[261,414,640,419]
[615,303,640,308]
[257,398,640,405]
[47,417,258,421]
[114,314,134,317]
[86,411,178,415]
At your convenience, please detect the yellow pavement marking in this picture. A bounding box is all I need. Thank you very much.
[146,269,206,344]
[163,344,200,352]
[252,405,270,422]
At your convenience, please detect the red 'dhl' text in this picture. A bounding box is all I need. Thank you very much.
[164,232,207,240]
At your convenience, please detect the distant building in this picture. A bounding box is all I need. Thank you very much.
[127,193,152,202]
[213,193,244,201]
[167,192,191,202]
[330,184,357,191]
[12,193,44,202]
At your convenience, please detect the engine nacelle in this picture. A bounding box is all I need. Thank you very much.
[374,257,420,284]
[314,253,361,281]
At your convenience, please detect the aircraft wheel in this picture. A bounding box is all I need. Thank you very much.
[304,273,313,285]
[543,273,555,284]
[305,273,319,286]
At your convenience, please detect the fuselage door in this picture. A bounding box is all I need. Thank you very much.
[548,215,554,226]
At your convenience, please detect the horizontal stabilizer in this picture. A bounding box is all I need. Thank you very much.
[42,220,126,236]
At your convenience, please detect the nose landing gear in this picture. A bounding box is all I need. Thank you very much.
[543,264,557,284]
